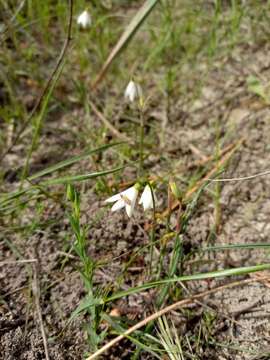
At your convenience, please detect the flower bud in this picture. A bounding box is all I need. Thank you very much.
[169,181,182,200]
[77,10,92,29]
[124,80,142,103]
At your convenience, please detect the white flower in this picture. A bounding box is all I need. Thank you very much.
[139,185,154,211]
[105,185,139,218]
[124,80,142,102]
[77,10,92,29]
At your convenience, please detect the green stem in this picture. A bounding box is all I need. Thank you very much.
[148,183,156,277]
[132,233,183,360]
[139,108,144,176]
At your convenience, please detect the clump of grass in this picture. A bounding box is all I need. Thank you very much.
[156,316,184,360]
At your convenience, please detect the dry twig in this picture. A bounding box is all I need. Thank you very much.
[85,276,268,360]
[161,137,244,218]
[208,169,270,182]
[89,100,133,143]
[187,140,240,169]
[32,261,50,360]
[0,259,37,265]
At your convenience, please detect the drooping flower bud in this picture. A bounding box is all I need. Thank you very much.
[139,185,155,211]
[77,10,92,29]
[124,80,142,103]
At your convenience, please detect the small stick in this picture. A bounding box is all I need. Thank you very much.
[85,276,267,360]
[32,261,50,360]
[188,144,208,161]
[184,138,244,200]
[109,140,241,191]
[208,169,270,182]
[0,259,37,265]
[161,137,244,219]
[89,100,132,143]
[187,141,239,169]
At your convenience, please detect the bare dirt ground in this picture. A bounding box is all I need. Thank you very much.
[2,18,270,360]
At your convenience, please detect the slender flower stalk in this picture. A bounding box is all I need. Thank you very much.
[124,79,145,175]
[139,107,145,175]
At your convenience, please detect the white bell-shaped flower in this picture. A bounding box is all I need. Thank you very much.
[77,10,92,29]
[139,185,154,211]
[105,185,139,218]
[124,80,142,103]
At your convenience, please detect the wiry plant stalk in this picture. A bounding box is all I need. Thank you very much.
[139,107,145,176]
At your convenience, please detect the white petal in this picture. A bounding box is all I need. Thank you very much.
[125,81,134,94]
[139,185,154,211]
[122,186,138,202]
[143,197,153,211]
[104,193,121,203]
[77,10,91,28]
[111,199,125,212]
[125,195,137,217]
[105,185,138,217]
[124,81,137,102]
[124,186,138,217]
[125,204,133,217]
[129,90,135,102]
[139,185,151,203]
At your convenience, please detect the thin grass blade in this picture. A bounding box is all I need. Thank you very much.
[28,142,123,181]
[106,263,270,302]
[92,0,159,89]
[41,165,125,186]
[202,243,270,251]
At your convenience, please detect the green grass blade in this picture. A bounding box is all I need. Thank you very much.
[21,60,66,181]
[92,0,159,88]
[156,234,183,308]
[69,294,103,323]
[28,142,123,181]
[0,188,31,204]
[106,263,270,302]
[0,164,128,211]
[41,165,125,186]
[0,143,124,209]
[202,243,270,251]
[102,314,162,358]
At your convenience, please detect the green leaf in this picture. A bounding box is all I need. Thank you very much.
[247,75,268,102]
[28,142,123,181]
[69,294,103,323]
[41,165,125,186]
[0,188,32,206]
[202,243,270,252]
[0,143,124,210]
[106,263,270,302]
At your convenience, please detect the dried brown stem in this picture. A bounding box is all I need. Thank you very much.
[161,137,244,219]
[86,276,267,360]
[89,100,132,143]
[0,259,37,265]
[32,261,49,360]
